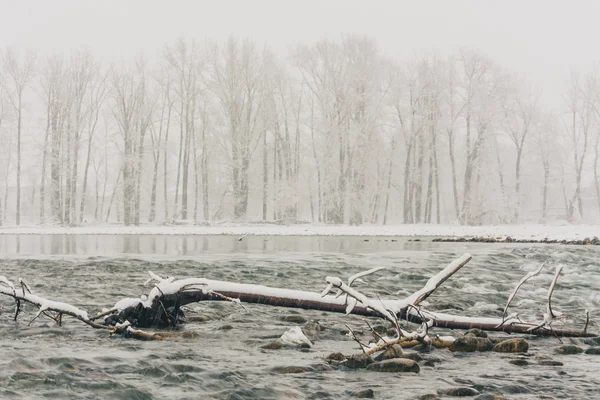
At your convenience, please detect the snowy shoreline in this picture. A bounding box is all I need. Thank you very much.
[0,223,597,242]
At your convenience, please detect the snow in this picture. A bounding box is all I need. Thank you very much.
[279,326,312,347]
[0,222,598,241]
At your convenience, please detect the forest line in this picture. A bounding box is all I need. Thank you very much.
[0,36,598,226]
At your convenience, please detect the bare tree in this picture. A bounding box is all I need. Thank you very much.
[0,49,35,225]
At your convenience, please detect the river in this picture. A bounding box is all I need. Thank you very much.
[0,235,598,399]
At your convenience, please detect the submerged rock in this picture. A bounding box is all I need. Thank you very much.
[346,353,374,369]
[303,321,326,333]
[261,340,283,350]
[555,345,583,355]
[280,315,307,324]
[352,388,375,398]
[465,328,488,338]
[418,394,438,400]
[449,336,493,352]
[474,394,504,400]
[374,344,404,361]
[439,387,480,397]
[585,347,600,355]
[493,338,529,353]
[326,352,346,362]
[538,360,564,366]
[271,365,313,374]
[366,358,420,373]
[509,359,529,366]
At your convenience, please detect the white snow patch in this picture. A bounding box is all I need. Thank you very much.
[0,222,597,241]
[280,326,312,347]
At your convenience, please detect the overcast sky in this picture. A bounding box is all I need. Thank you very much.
[1,0,599,106]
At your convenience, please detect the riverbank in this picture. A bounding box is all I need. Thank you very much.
[0,222,598,242]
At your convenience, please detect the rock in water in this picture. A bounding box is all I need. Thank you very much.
[352,388,375,398]
[366,358,420,373]
[449,336,493,352]
[374,344,404,361]
[493,338,529,353]
[280,326,312,348]
[271,365,313,374]
[555,345,583,355]
[326,352,346,362]
[585,347,600,355]
[345,353,374,369]
[465,328,488,338]
[439,387,480,396]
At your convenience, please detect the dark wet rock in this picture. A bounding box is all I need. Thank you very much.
[326,352,346,362]
[419,394,438,400]
[352,388,375,398]
[280,315,307,324]
[465,328,488,338]
[346,353,374,369]
[449,336,493,352]
[341,328,365,336]
[299,342,311,349]
[585,347,600,355]
[493,338,529,353]
[261,340,283,350]
[538,360,564,366]
[583,337,600,346]
[311,363,334,372]
[366,358,420,373]
[271,365,314,374]
[374,344,404,361]
[403,352,424,362]
[555,345,583,354]
[423,360,436,367]
[303,321,326,333]
[509,359,529,366]
[439,387,480,397]
[181,330,201,339]
[474,394,504,400]
[218,324,233,330]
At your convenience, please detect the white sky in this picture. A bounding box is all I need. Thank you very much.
[1,0,599,106]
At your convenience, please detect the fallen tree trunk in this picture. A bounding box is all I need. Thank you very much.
[1,253,596,340]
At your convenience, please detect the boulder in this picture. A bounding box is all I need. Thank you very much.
[352,388,374,398]
[585,347,600,355]
[374,344,404,361]
[555,345,583,355]
[346,353,374,369]
[449,336,493,352]
[366,358,420,373]
[493,338,529,353]
[439,387,480,397]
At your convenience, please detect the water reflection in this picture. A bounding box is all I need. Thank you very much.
[0,234,458,256]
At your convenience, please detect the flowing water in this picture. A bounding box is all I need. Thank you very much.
[0,235,598,399]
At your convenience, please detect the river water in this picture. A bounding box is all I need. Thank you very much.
[0,235,598,399]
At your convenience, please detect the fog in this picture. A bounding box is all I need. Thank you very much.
[1,0,600,226]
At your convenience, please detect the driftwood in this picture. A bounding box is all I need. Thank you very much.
[0,253,596,346]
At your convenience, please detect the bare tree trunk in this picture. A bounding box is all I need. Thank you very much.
[201,117,209,221]
[594,133,600,215]
[16,96,22,225]
[106,169,121,223]
[542,159,549,222]
[447,129,460,220]
[262,129,268,220]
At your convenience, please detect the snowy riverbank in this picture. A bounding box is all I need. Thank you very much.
[0,223,597,241]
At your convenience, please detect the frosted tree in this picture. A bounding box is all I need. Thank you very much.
[0,49,35,225]
[208,38,272,220]
[501,83,539,222]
